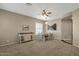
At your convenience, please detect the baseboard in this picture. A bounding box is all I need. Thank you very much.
[0,42,17,47]
[73,44,79,48]
[61,40,72,45]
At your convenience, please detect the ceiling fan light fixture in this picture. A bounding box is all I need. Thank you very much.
[41,14,47,18]
[43,14,47,17]
[41,9,52,18]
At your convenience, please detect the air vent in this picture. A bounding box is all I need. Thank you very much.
[25,3,32,6]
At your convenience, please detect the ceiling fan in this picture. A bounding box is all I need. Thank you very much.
[41,9,52,17]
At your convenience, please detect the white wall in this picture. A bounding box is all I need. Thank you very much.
[46,19,62,40]
[0,9,44,45]
[72,9,79,47]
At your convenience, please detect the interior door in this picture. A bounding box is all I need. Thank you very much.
[62,19,73,44]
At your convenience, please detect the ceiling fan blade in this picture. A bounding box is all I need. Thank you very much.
[43,9,46,12]
[47,12,52,14]
[46,14,49,16]
[42,13,44,15]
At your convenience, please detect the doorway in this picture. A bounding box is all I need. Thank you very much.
[61,17,73,45]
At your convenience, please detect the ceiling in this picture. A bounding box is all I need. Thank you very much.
[0,3,79,21]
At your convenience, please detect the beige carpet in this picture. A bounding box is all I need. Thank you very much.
[0,39,79,56]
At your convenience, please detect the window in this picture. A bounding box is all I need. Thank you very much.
[35,22,43,35]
